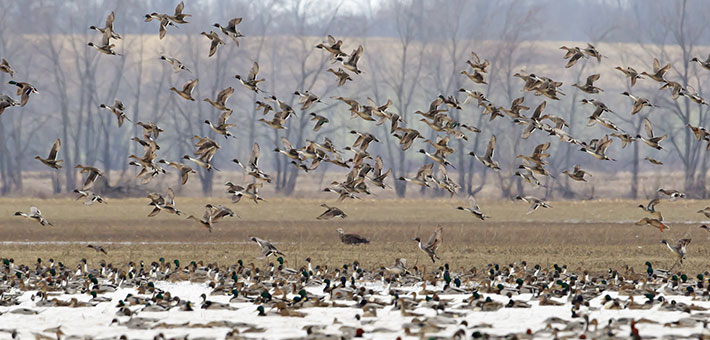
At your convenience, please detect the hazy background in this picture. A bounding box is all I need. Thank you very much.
[0,0,708,199]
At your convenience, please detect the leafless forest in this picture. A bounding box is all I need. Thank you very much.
[0,0,709,200]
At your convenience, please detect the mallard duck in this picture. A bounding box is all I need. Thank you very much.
[645,156,663,165]
[635,217,669,232]
[309,113,329,131]
[470,135,500,170]
[326,68,352,87]
[87,244,107,254]
[661,239,690,263]
[170,79,198,101]
[657,188,685,200]
[636,118,665,150]
[621,92,652,115]
[73,189,106,205]
[159,55,190,73]
[516,196,551,214]
[0,58,14,78]
[214,18,243,45]
[691,54,710,71]
[572,74,603,94]
[317,203,347,220]
[337,45,363,74]
[204,87,234,111]
[615,66,643,87]
[235,62,264,93]
[640,58,671,82]
[145,13,174,39]
[99,100,130,127]
[90,11,121,40]
[167,1,190,24]
[560,46,587,68]
[14,207,52,226]
[414,226,442,263]
[456,196,489,220]
[336,228,369,245]
[697,207,710,218]
[0,93,19,115]
[205,109,236,138]
[638,198,663,220]
[35,139,63,170]
[562,165,590,182]
[8,80,37,107]
[200,31,225,57]
[75,165,104,190]
[158,160,195,185]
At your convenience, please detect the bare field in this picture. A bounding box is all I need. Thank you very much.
[1,198,710,273]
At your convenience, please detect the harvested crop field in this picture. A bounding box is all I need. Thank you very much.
[1,198,709,273]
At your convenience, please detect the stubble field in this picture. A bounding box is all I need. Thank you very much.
[1,197,709,273]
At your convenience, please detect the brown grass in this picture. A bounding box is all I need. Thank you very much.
[1,198,709,273]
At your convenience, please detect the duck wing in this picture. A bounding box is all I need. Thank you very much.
[48,139,61,160]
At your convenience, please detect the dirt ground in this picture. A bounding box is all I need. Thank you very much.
[1,197,709,273]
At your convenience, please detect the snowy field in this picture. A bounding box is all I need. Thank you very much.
[2,278,710,339]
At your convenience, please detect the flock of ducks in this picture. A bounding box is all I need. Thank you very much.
[1,255,710,339]
[0,1,709,291]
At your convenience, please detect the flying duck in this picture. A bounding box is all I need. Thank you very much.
[661,239,690,264]
[75,165,104,190]
[170,79,198,101]
[317,204,347,220]
[414,226,442,263]
[0,58,15,78]
[470,135,500,170]
[14,207,52,226]
[250,236,285,259]
[159,55,190,73]
[235,62,264,93]
[99,100,131,127]
[456,195,489,220]
[200,31,225,57]
[214,18,244,45]
[35,139,63,170]
[8,80,38,107]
